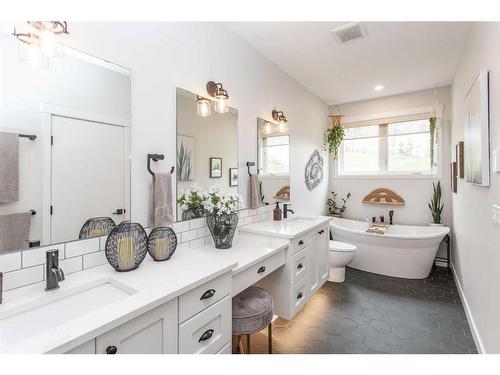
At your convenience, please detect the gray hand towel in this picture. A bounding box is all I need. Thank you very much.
[0,212,31,252]
[0,132,19,203]
[149,172,174,228]
[248,174,262,210]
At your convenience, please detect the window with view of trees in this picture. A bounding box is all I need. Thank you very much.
[338,118,436,176]
[260,134,289,176]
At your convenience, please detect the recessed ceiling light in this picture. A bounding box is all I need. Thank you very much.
[374,85,384,92]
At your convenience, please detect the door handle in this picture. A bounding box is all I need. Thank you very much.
[199,329,214,342]
[257,266,266,274]
[113,209,125,215]
[200,289,216,300]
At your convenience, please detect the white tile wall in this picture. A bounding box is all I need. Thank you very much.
[0,206,273,292]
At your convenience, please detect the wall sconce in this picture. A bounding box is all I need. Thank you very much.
[12,21,69,68]
[272,110,288,124]
[196,96,211,118]
[206,81,229,114]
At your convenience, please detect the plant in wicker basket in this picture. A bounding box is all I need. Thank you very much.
[203,185,242,249]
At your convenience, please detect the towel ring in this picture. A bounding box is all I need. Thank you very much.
[147,154,174,176]
[246,162,256,176]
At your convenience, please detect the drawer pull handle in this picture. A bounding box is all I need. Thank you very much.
[257,266,266,274]
[297,263,303,269]
[199,329,214,342]
[318,230,325,234]
[200,289,216,300]
[106,346,118,354]
[297,292,303,300]
[298,240,304,245]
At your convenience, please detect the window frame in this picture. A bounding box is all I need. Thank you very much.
[336,114,442,180]
[259,133,290,177]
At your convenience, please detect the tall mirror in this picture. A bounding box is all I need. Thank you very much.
[176,88,238,221]
[0,31,131,253]
[257,117,290,205]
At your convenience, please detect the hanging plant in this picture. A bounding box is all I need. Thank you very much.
[429,116,437,167]
[324,114,345,159]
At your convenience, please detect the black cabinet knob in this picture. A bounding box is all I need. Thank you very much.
[257,266,266,274]
[297,292,303,300]
[106,345,117,354]
[318,230,325,234]
[199,329,214,342]
[298,240,304,245]
[200,289,216,300]
[297,263,303,269]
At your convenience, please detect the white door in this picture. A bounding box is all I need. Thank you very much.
[51,116,127,243]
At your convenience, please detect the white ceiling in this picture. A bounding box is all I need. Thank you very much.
[226,22,471,104]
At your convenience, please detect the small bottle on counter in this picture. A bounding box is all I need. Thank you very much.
[273,202,282,221]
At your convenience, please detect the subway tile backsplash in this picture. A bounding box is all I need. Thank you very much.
[0,206,273,292]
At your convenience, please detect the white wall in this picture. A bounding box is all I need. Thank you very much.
[329,87,452,232]
[450,22,500,353]
[65,22,330,225]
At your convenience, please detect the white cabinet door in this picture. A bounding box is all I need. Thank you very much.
[307,243,318,295]
[96,299,178,354]
[316,227,329,285]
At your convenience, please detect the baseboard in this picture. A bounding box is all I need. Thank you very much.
[450,262,486,354]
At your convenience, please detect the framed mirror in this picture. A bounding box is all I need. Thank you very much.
[257,117,290,205]
[176,87,238,221]
[0,31,131,253]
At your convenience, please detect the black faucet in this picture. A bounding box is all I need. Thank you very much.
[379,215,385,223]
[389,210,394,225]
[46,249,65,291]
[283,204,295,219]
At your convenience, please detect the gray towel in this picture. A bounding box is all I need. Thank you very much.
[149,172,174,228]
[0,212,31,252]
[0,132,19,203]
[248,174,261,210]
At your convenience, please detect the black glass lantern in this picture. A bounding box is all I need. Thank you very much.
[206,212,239,249]
[79,217,116,239]
[147,227,177,261]
[105,221,148,272]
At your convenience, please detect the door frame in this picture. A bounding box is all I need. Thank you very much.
[40,103,131,245]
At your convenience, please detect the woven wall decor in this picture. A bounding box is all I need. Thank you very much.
[362,188,405,206]
[305,150,324,191]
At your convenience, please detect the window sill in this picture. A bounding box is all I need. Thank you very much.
[335,173,440,180]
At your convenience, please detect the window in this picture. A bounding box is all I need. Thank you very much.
[338,118,436,176]
[259,134,289,176]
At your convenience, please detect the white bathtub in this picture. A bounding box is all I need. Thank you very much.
[330,218,450,279]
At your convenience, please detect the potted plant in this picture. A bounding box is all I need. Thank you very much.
[203,185,242,249]
[327,191,351,218]
[324,115,345,159]
[178,185,208,221]
[428,181,444,226]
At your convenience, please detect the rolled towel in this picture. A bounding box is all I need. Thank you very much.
[0,212,31,252]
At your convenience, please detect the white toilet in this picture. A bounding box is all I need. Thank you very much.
[329,240,357,282]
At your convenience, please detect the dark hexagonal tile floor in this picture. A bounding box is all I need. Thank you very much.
[238,267,477,354]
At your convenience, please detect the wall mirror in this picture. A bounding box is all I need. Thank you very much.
[257,117,290,205]
[0,31,131,253]
[176,87,238,221]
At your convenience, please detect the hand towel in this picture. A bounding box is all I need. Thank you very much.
[0,132,19,203]
[248,174,261,210]
[0,212,31,252]
[149,172,174,228]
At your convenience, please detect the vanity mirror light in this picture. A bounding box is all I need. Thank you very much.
[257,117,290,205]
[176,88,238,221]
[0,30,131,253]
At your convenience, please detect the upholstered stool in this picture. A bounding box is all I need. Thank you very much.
[232,286,273,354]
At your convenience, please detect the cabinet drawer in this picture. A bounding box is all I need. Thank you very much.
[179,272,232,323]
[291,233,311,255]
[65,339,96,354]
[179,296,231,354]
[232,249,286,295]
[291,247,307,285]
[292,277,308,315]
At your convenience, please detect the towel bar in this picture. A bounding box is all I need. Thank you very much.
[19,134,37,141]
[246,162,256,176]
[147,154,174,176]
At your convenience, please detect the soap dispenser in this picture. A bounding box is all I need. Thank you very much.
[273,202,282,221]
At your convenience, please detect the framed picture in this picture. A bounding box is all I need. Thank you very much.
[464,70,489,186]
[210,157,222,178]
[229,168,238,187]
[177,135,195,181]
[456,141,464,178]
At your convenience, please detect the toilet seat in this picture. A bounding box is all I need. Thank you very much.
[329,240,356,252]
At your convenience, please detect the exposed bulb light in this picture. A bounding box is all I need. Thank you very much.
[40,28,56,57]
[264,121,273,134]
[206,81,229,114]
[374,84,384,92]
[272,110,288,124]
[278,122,286,133]
[196,96,211,117]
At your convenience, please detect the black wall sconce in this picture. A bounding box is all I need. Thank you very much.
[272,110,288,124]
[206,81,229,113]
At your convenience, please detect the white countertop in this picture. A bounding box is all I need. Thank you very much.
[239,215,331,239]
[0,232,288,354]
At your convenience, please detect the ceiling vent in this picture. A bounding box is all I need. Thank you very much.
[331,22,368,44]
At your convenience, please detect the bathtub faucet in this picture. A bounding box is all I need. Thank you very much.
[389,210,394,225]
[379,215,385,223]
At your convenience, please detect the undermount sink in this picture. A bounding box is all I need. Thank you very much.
[0,278,137,343]
[284,217,316,224]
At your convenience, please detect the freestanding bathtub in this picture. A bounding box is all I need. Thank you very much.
[329,218,450,279]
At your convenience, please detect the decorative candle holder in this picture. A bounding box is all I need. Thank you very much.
[105,221,148,272]
[79,217,116,239]
[147,227,177,261]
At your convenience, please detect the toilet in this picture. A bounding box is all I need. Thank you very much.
[329,240,357,282]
